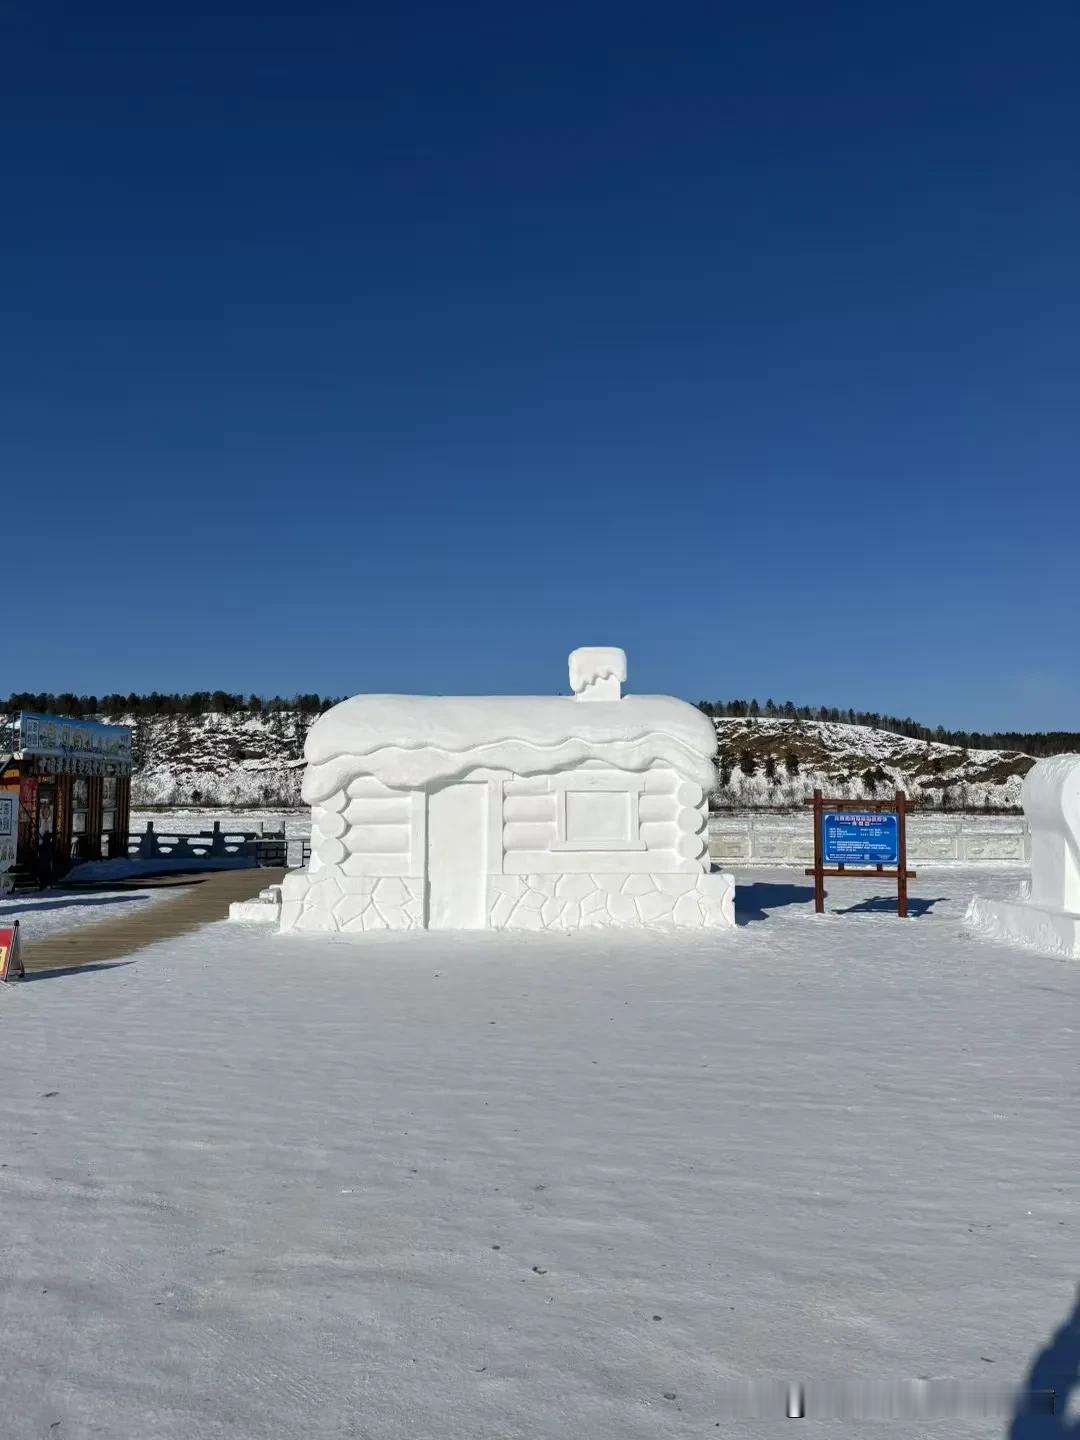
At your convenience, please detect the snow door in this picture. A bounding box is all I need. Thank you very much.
[426,783,488,929]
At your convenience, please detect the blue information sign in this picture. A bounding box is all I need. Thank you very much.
[822,811,899,866]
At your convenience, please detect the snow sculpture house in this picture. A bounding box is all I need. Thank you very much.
[967,754,1080,958]
[279,648,735,935]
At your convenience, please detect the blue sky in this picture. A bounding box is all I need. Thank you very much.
[2,2,1077,729]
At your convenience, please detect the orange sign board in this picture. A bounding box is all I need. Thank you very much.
[0,921,23,982]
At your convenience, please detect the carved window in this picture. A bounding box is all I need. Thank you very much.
[552,771,645,851]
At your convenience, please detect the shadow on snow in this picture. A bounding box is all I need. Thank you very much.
[735,882,817,925]
[835,894,947,918]
[1009,1285,1080,1435]
[0,895,143,918]
[735,883,949,923]
[21,961,136,983]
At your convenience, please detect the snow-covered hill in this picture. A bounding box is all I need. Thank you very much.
[120,711,310,806]
[0,710,315,807]
[713,715,1033,809]
[1,708,1038,810]
[134,711,1034,810]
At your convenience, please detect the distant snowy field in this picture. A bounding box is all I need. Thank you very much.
[132,807,1028,844]
[2,868,1077,1439]
[132,807,310,838]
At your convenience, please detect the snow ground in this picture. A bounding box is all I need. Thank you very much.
[1,869,1077,1439]
[0,879,180,942]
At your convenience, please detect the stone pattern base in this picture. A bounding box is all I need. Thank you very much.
[279,872,425,933]
[277,869,736,934]
[965,895,1080,959]
[488,871,735,930]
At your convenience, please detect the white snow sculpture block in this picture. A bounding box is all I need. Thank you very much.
[966,755,1080,958]
[568,646,627,701]
[279,647,735,936]
[228,886,283,925]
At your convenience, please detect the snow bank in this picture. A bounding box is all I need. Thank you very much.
[965,754,1080,957]
[965,892,1080,958]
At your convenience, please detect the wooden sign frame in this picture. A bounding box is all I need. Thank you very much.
[804,789,915,917]
[0,919,23,982]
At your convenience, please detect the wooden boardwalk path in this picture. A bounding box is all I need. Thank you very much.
[19,868,286,977]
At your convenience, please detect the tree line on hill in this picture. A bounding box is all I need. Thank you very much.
[3,691,337,719]
[696,699,1080,758]
[2,691,1075,760]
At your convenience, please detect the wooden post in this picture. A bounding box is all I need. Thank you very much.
[812,788,825,914]
[896,789,908,918]
[805,792,916,917]
[87,776,104,861]
[115,775,131,857]
[55,774,72,875]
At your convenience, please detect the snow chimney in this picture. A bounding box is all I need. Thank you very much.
[568,647,626,702]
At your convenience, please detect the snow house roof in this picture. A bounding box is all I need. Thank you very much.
[302,657,718,802]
